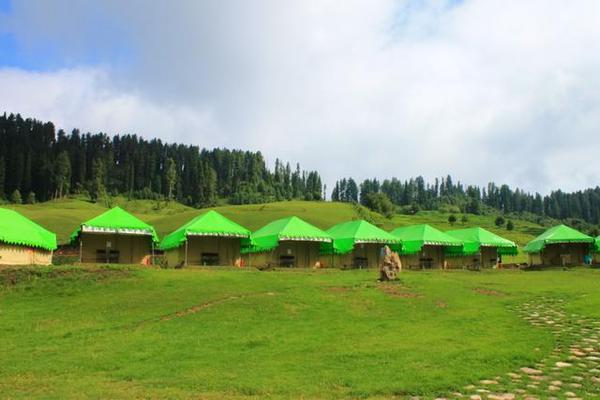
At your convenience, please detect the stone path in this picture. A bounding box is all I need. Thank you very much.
[415,298,600,400]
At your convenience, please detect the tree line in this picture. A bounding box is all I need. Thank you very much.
[0,113,323,206]
[331,175,600,225]
[2,112,600,227]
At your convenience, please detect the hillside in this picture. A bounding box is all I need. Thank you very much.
[4,198,546,262]
[3,113,600,231]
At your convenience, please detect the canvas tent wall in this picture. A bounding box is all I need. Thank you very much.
[524,225,594,266]
[445,227,517,269]
[390,224,462,269]
[320,220,400,268]
[594,236,600,264]
[243,216,332,268]
[71,207,158,265]
[0,208,57,266]
[160,210,250,267]
[444,247,500,269]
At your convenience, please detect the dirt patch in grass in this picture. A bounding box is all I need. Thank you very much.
[436,300,448,308]
[160,291,277,321]
[473,287,506,296]
[377,283,421,298]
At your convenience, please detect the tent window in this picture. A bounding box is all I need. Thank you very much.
[419,257,433,269]
[96,249,119,263]
[201,253,219,266]
[353,256,368,268]
[279,255,295,267]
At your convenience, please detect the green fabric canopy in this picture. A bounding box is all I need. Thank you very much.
[595,236,600,253]
[159,210,250,251]
[0,208,57,251]
[70,206,159,243]
[523,224,594,254]
[390,224,462,255]
[446,227,518,256]
[242,216,331,253]
[321,220,400,255]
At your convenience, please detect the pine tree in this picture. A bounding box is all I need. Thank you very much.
[203,162,217,206]
[165,158,177,201]
[0,156,5,199]
[54,151,71,198]
[22,153,32,194]
[347,178,359,203]
[89,158,106,202]
[331,182,340,201]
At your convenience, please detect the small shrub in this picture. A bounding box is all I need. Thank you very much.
[11,189,22,204]
[448,214,457,225]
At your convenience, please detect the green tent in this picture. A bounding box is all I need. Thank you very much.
[70,206,159,243]
[390,224,462,255]
[321,220,400,255]
[159,210,250,251]
[446,227,518,256]
[523,225,594,253]
[595,236,600,253]
[0,208,57,251]
[242,216,331,253]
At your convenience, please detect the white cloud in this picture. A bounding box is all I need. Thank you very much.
[0,68,219,144]
[2,0,600,194]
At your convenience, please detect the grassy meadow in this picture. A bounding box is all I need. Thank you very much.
[1,198,598,398]
[1,266,599,399]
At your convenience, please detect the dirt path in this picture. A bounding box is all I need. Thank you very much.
[160,291,277,321]
[428,298,600,400]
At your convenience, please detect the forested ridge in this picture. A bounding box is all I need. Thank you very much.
[1,112,600,230]
[332,175,600,228]
[0,113,324,206]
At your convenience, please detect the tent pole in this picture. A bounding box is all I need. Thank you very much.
[79,238,83,263]
[479,251,483,270]
[185,238,188,267]
[151,241,155,266]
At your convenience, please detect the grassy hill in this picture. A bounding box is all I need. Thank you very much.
[3,198,546,262]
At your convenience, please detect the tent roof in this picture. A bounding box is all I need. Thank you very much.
[446,227,518,256]
[159,210,250,251]
[70,206,159,243]
[243,216,331,253]
[0,208,57,251]
[595,236,600,253]
[322,220,400,255]
[390,224,462,255]
[523,224,594,253]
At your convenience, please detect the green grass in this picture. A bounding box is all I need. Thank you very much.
[1,266,599,399]
[4,198,545,263]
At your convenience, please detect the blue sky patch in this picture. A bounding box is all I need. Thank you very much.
[0,0,11,13]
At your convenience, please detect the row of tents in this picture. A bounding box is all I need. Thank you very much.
[1,206,600,268]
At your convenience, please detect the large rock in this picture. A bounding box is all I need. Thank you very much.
[379,245,402,281]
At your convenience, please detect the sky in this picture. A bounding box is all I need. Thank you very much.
[1,0,600,195]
